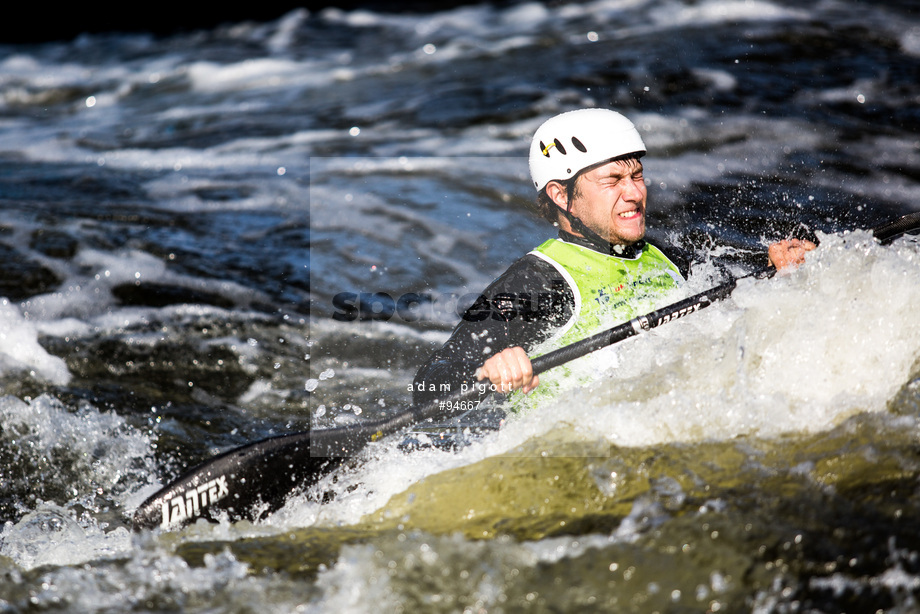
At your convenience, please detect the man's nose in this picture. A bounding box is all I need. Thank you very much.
[622,177,645,201]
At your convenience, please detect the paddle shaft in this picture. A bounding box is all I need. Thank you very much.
[134,274,751,529]
[530,270,762,374]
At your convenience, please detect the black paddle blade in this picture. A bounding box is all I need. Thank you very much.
[131,432,341,531]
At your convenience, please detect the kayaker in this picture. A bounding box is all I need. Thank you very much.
[413,108,815,404]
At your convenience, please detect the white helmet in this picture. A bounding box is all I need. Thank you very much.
[528,108,646,191]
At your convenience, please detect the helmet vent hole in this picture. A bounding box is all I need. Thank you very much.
[539,140,551,157]
[571,136,587,152]
[553,138,567,155]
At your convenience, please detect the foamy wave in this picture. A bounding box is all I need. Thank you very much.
[0,299,71,384]
[573,231,920,446]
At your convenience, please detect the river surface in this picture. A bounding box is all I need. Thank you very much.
[2,1,920,611]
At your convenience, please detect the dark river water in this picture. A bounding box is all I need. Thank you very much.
[2,1,920,611]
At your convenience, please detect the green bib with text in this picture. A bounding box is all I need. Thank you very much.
[531,238,684,348]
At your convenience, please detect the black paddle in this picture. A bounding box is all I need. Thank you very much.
[131,212,920,531]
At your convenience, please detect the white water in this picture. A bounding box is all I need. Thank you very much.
[0,395,157,569]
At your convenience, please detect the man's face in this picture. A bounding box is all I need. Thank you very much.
[567,157,647,245]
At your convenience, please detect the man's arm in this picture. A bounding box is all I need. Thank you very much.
[411,254,573,405]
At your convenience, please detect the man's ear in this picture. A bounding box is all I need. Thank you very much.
[545,180,569,211]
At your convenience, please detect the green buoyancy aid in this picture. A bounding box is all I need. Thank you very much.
[532,238,685,348]
[509,237,685,411]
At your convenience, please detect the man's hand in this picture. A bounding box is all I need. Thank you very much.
[768,238,816,271]
[476,346,540,395]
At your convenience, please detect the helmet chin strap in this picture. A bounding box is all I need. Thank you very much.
[557,202,637,255]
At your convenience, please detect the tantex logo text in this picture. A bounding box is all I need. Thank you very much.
[160,476,230,528]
